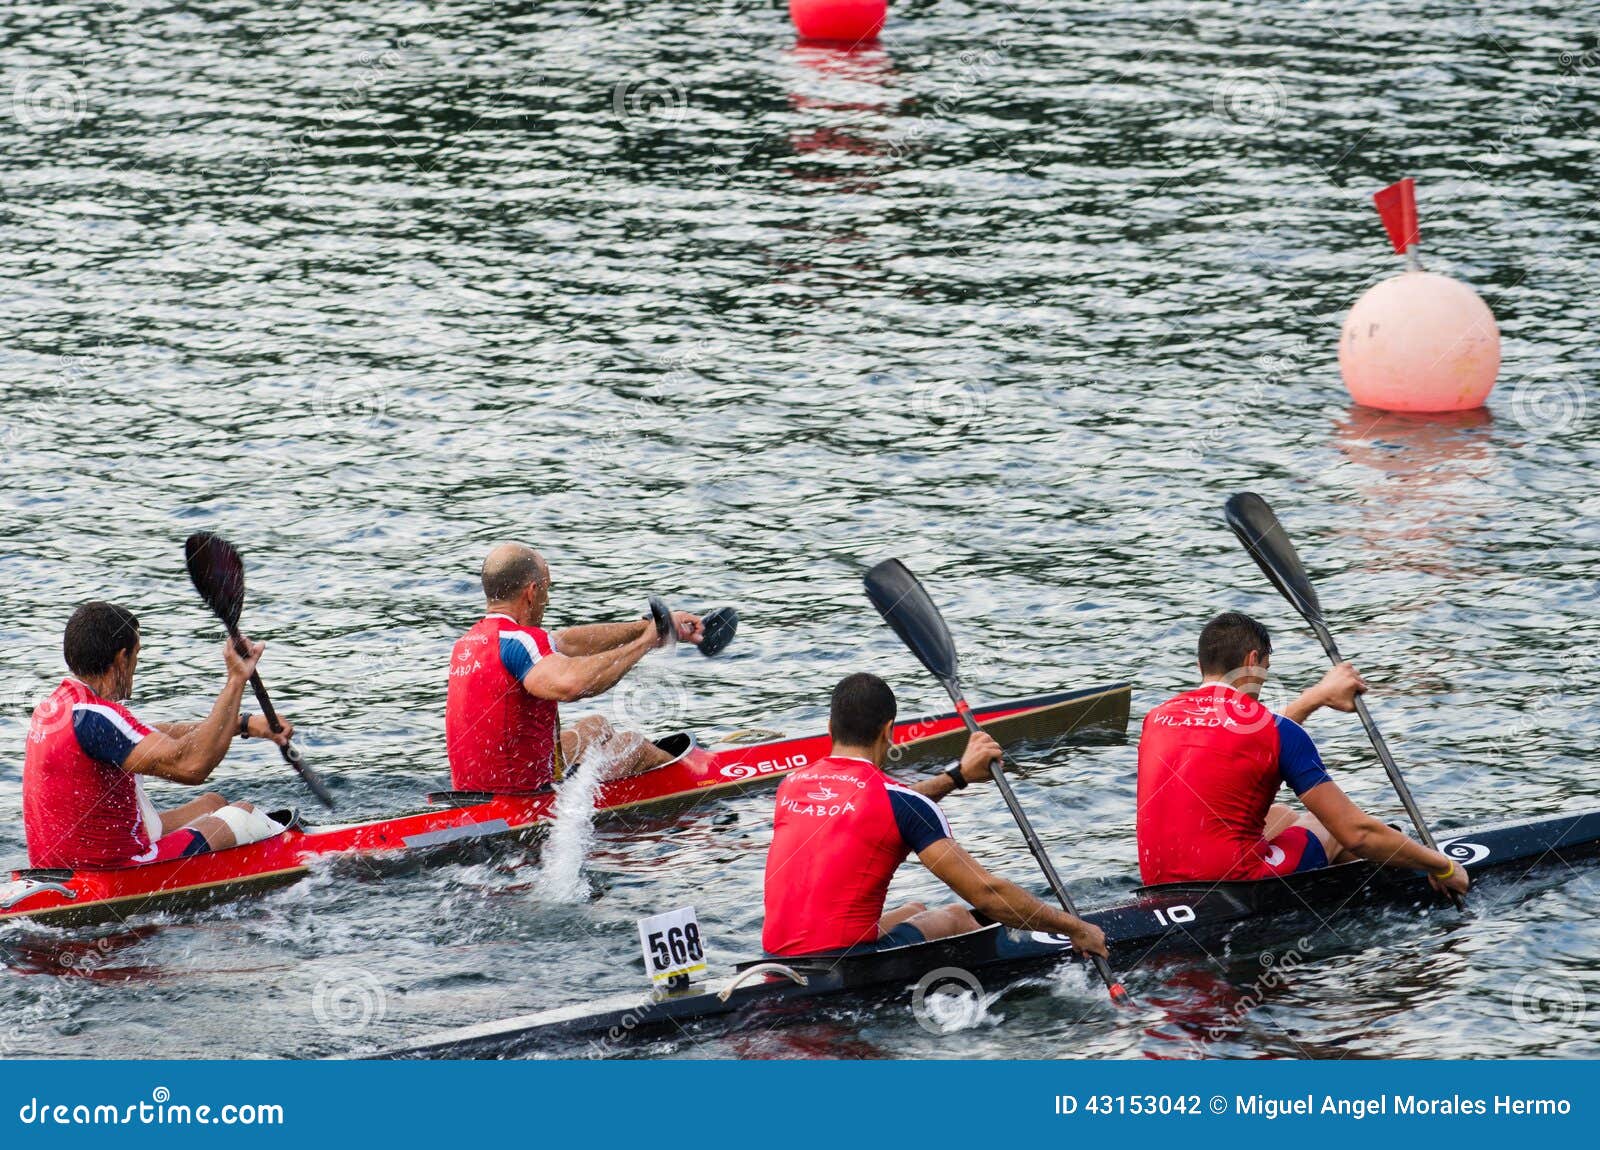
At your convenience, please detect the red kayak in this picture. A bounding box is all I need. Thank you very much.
[0,684,1129,927]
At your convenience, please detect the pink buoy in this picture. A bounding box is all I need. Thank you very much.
[789,0,886,43]
[1339,179,1501,413]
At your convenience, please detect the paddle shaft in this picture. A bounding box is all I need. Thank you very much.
[943,685,1126,1002]
[1310,626,1444,853]
[225,627,334,808]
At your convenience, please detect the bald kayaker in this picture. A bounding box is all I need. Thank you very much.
[445,543,705,793]
[1137,611,1470,896]
[22,601,292,870]
[761,672,1109,959]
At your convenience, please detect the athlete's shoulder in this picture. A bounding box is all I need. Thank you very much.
[884,781,952,850]
[1272,713,1331,794]
[1272,712,1316,747]
[70,695,151,765]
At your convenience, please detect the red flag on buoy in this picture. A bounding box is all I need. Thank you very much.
[1373,178,1420,254]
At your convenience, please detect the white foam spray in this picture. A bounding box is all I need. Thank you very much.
[535,740,626,903]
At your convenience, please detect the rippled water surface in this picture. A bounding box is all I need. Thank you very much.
[1,1,1597,1060]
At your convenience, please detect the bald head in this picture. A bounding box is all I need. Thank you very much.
[481,544,548,604]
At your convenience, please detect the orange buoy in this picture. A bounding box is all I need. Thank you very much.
[1339,179,1501,413]
[789,0,886,43]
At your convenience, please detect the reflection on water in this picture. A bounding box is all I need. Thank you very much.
[0,2,1596,1059]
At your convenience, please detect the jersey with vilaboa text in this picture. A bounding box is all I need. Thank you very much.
[1136,683,1331,883]
[761,755,951,956]
[446,614,560,793]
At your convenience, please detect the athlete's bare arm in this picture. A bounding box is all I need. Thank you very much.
[917,838,1108,958]
[1300,781,1469,895]
[553,620,653,657]
[124,640,260,786]
[556,612,704,656]
[521,630,660,703]
[912,730,1002,800]
[1281,662,1368,725]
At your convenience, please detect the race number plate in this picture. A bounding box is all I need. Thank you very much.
[637,906,708,986]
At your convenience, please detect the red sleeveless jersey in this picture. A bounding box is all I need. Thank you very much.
[1136,684,1330,883]
[446,615,560,793]
[762,755,950,956]
[23,679,158,869]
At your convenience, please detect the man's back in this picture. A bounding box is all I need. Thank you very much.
[762,755,948,956]
[1136,685,1312,883]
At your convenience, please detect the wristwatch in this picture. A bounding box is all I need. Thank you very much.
[943,762,968,790]
[238,714,252,739]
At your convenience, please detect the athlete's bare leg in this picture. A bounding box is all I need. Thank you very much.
[158,793,226,835]
[1293,812,1349,862]
[1263,803,1298,841]
[561,714,673,777]
[165,800,263,851]
[902,903,981,942]
[878,903,927,932]
[1262,802,1348,864]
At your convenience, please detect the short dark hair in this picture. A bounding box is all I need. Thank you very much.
[63,601,141,677]
[1197,611,1272,676]
[481,547,546,602]
[830,672,898,745]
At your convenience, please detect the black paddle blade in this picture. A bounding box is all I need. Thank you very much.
[863,559,960,687]
[647,595,676,649]
[184,532,247,631]
[1223,493,1324,625]
[698,606,739,657]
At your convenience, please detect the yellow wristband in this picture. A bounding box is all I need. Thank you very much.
[1431,861,1456,880]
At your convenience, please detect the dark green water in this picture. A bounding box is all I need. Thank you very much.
[1,1,1596,1059]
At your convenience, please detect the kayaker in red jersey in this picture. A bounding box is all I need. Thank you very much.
[761,672,1109,959]
[446,543,705,793]
[1137,611,1469,895]
[23,601,294,870]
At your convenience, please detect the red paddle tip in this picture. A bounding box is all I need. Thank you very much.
[1372,178,1419,255]
[1108,983,1130,1004]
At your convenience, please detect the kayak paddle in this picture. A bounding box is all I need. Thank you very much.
[1222,492,1460,906]
[863,558,1129,1005]
[184,532,335,809]
[698,606,739,657]
[646,594,676,649]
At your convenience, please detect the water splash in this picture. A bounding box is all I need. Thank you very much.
[536,742,626,903]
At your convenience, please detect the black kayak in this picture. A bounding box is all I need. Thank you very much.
[366,807,1600,1059]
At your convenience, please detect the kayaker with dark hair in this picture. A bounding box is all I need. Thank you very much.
[446,543,706,792]
[761,672,1109,959]
[22,601,292,870]
[1137,611,1469,895]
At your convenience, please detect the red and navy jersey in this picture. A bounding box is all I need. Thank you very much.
[23,679,160,869]
[446,615,561,793]
[761,755,951,956]
[1136,683,1331,883]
